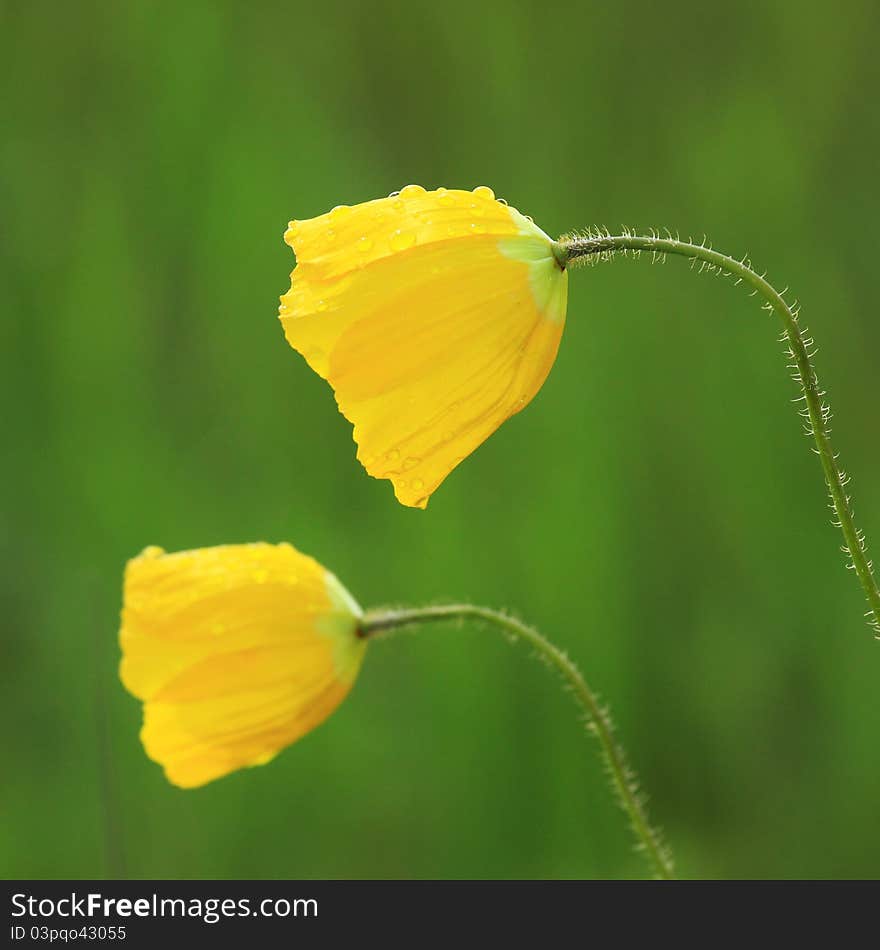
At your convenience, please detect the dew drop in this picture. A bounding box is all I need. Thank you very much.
[411,477,424,491]
[403,456,420,470]
[497,197,508,206]
[472,185,495,201]
[386,448,400,462]
[326,227,337,240]
[316,299,328,312]
[357,236,373,253]
[469,222,484,233]
[141,545,165,559]
[330,205,352,221]
[388,190,401,197]
[390,230,415,251]
[400,184,426,199]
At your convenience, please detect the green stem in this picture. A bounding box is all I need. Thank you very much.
[557,233,880,637]
[360,603,675,880]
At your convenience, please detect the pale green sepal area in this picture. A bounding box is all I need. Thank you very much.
[318,571,367,683]
[498,234,568,324]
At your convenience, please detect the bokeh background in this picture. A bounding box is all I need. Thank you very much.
[3,0,879,879]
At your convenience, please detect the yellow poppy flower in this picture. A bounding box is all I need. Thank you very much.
[119,542,365,788]
[279,185,568,508]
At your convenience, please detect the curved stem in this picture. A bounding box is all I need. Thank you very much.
[558,233,880,637]
[360,603,675,880]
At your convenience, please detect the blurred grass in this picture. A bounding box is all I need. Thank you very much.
[1,0,878,878]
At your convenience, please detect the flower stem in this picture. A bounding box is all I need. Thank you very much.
[557,233,880,637]
[360,603,675,880]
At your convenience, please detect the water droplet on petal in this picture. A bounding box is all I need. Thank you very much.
[497,197,508,206]
[316,299,328,312]
[469,222,484,233]
[390,230,415,251]
[325,228,337,240]
[386,449,400,462]
[388,190,401,197]
[141,546,165,559]
[411,477,424,491]
[357,236,373,253]
[472,185,495,200]
[330,205,352,221]
[403,456,420,470]
[400,184,426,199]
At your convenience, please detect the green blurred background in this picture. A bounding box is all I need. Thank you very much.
[2,0,878,879]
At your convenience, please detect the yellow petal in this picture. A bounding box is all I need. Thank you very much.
[119,543,365,788]
[279,186,567,508]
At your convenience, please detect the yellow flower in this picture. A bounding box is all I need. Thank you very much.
[279,185,568,508]
[119,542,365,788]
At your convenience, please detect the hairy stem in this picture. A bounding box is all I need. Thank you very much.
[360,603,675,880]
[557,233,880,637]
